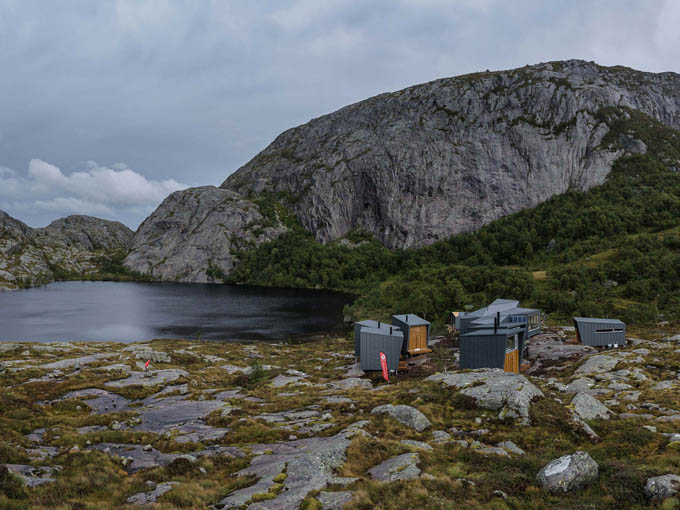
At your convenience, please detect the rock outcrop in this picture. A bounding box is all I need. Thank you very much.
[222,60,680,249]
[536,451,599,493]
[0,211,133,290]
[123,186,287,282]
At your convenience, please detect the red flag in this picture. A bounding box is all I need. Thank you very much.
[379,352,389,382]
[145,360,150,370]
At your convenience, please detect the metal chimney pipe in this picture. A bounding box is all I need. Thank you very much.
[406,315,409,322]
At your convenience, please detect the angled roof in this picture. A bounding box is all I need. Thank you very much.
[461,327,525,337]
[361,326,403,338]
[464,299,520,318]
[470,307,540,325]
[392,314,430,326]
[573,317,625,326]
[356,320,399,330]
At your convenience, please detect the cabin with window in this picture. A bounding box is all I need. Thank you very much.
[354,320,400,358]
[453,299,541,339]
[358,326,404,372]
[391,314,431,356]
[573,317,626,347]
[459,326,526,373]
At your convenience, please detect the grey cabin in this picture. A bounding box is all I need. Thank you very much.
[354,320,400,357]
[459,325,526,373]
[358,326,403,372]
[391,314,431,356]
[454,299,541,338]
[573,317,626,347]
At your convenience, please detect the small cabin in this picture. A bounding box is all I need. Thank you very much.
[354,320,400,358]
[391,314,431,356]
[573,317,626,347]
[358,326,404,372]
[459,326,526,373]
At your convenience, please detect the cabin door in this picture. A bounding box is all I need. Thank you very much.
[408,326,428,354]
[504,349,519,373]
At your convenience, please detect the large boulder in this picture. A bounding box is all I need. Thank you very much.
[370,404,431,432]
[574,355,619,375]
[536,451,599,493]
[368,453,421,482]
[571,392,613,421]
[644,474,680,501]
[427,369,543,425]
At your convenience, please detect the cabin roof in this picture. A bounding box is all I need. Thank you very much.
[469,307,540,325]
[573,317,625,326]
[461,327,524,337]
[392,314,430,326]
[356,320,400,330]
[361,326,404,338]
[464,299,520,318]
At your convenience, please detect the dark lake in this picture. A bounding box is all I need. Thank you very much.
[0,281,354,342]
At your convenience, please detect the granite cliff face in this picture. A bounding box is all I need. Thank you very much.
[222,60,680,248]
[123,186,287,282]
[0,212,133,290]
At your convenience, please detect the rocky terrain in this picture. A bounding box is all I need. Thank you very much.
[1,325,679,509]
[0,211,134,291]
[123,187,287,283]
[222,60,680,249]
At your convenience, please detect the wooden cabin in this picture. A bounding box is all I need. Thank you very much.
[573,317,626,347]
[358,326,403,372]
[454,299,541,338]
[391,314,431,356]
[459,326,526,373]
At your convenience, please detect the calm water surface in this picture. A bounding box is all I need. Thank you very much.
[0,281,354,342]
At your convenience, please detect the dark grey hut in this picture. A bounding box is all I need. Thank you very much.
[573,317,626,347]
[459,325,526,373]
[391,314,431,356]
[354,320,400,357]
[359,326,404,372]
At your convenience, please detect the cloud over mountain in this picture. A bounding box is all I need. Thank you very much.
[0,159,188,228]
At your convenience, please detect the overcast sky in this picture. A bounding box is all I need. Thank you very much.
[1,0,679,229]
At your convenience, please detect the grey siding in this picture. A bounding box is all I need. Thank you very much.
[359,329,403,371]
[574,318,626,347]
[354,320,396,357]
[459,334,506,369]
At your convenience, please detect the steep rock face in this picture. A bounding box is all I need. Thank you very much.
[222,60,680,248]
[0,211,133,291]
[123,186,287,282]
[34,215,133,251]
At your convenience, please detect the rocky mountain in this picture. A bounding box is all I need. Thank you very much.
[0,211,133,291]
[123,186,287,282]
[222,59,680,249]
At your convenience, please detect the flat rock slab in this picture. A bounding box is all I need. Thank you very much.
[5,463,61,487]
[214,423,368,510]
[574,355,619,375]
[40,353,112,370]
[371,404,431,432]
[572,392,612,421]
[105,369,189,388]
[368,453,421,482]
[58,388,132,414]
[536,451,599,494]
[427,369,543,425]
[317,491,353,510]
[331,378,372,390]
[270,374,305,388]
[92,443,243,473]
[400,440,433,451]
[134,396,225,436]
[127,482,178,505]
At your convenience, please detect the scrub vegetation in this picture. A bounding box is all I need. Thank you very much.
[230,107,680,325]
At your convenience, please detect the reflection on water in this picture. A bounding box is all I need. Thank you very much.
[0,281,353,342]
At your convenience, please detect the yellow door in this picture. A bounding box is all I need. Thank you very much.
[409,326,428,354]
[504,349,519,373]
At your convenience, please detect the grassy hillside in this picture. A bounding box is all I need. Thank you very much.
[227,106,680,326]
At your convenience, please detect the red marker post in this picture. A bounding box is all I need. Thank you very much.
[379,352,389,382]
[145,359,150,372]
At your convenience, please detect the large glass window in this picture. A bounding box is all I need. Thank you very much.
[506,334,518,352]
